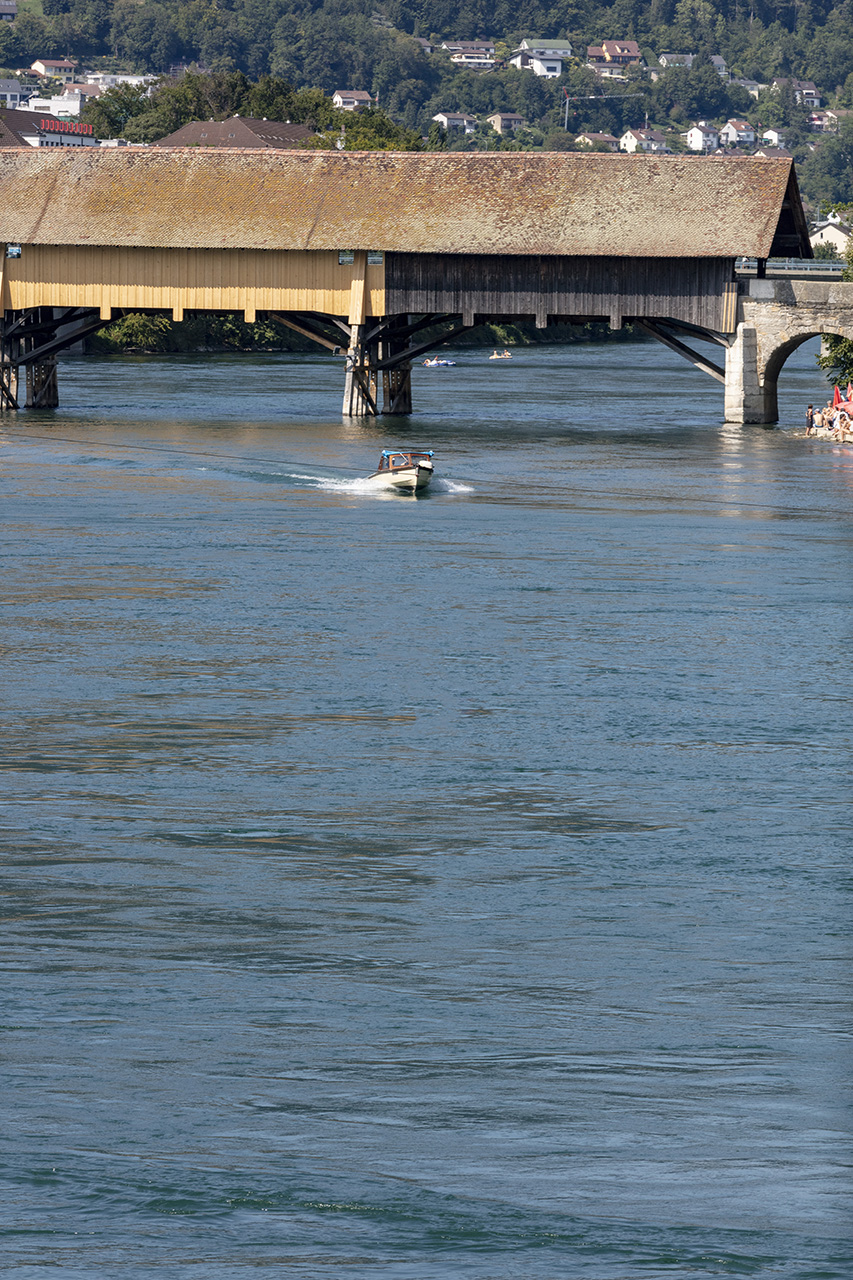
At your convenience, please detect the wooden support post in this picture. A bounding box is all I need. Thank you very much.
[0,313,19,411]
[25,357,59,408]
[343,255,380,416]
[379,315,413,415]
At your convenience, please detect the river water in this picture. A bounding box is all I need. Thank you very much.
[1,340,850,1278]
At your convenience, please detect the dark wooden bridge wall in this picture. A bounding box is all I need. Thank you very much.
[386,255,734,329]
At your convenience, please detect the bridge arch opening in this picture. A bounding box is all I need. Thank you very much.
[761,327,853,423]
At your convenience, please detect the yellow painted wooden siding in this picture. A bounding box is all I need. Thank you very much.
[3,246,386,319]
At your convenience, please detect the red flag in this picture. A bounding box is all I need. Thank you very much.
[847,381,852,400]
[833,385,841,406]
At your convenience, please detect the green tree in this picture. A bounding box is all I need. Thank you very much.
[82,82,151,138]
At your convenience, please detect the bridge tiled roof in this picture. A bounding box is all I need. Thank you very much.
[0,148,810,258]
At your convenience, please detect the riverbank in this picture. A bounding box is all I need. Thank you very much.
[84,312,651,356]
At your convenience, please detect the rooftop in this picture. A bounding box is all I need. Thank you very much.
[153,117,315,148]
[0,149,811,259]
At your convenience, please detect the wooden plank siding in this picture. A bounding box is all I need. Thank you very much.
[386,255,735,330]
[2,246,386,321]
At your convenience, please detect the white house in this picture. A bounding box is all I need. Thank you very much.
[84,72,157,91]
[658,53,693,69]
[432,111,477,133]
[772,78,820,107]
[719,118,755,146]
[442,39,495,69]
[23,93,84,117]
[619,127,668,153]
[685,122,719,151]
[332,90,372,111]
[486,112,527,134]
[449,51,495,70]
[761,127,786,147]
[510,39,572,78]
[809,221,850,255]
[0,77,22,108]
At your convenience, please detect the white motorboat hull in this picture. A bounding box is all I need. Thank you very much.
[364,463,433,493]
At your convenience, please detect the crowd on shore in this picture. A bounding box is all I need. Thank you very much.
[806,392,853,441]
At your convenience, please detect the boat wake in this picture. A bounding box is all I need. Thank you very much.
[281,471,474,495]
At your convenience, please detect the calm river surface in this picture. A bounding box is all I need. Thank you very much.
[1,340,850,1279]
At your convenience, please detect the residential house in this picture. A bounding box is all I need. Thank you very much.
[753,145,792,158]
[449,50,496,70]
[619,127,668,153]
[509,40,573,78]
[811,107,852,132]
[153,117,315,148]
[0,0,17,21]
[31,59,78,82]
[83,72,157,91]
[332,90,372,111]
[442,40,495,56]
[575,131,619,150]
[587,41,643,74]
[412,37,433,54]
[719,118,755,146]
[685,122,719,151]
[772,78,820,107]
[658,53,693,69]
[809,220,850,255]
[432,111,477,133]
[0,108,97,146]
[0,77,22,108]
[486,111,527,134]
[442,40,496,71]
[761,127,786,148]
[25,93,85,117]
[731,78,764,98]
[710,56,728,78]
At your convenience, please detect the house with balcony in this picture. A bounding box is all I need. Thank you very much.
[432,111,477,133]
[332,90,372,111]
[772,78,820,108]
[587,41,643,75]
[685,122,719,151]
[719,118,755,146]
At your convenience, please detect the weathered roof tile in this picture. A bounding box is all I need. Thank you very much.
[0,148,806,257]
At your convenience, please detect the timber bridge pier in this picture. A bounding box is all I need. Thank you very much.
[0,149,841,423]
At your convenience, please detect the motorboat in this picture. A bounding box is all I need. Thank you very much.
[364,449,434,492]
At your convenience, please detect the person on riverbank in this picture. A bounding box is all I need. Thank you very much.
[806,405,815,434]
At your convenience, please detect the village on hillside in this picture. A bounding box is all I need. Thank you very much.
[1,13,852,238]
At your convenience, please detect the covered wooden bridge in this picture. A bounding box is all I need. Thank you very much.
[0,148,810,414]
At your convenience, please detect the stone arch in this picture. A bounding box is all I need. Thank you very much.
[760,324,853,422]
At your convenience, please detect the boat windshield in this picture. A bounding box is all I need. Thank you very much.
[377,449,433,470]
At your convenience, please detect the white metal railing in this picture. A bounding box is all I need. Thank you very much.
[735,257,845,273]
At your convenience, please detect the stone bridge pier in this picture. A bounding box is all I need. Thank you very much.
[724,278,853,423]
